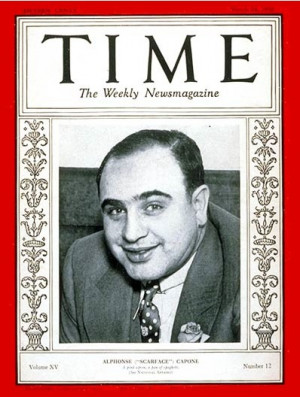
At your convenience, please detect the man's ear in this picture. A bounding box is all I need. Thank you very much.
[192,185,210,227]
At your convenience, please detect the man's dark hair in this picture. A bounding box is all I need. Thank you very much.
[96,129,205,196]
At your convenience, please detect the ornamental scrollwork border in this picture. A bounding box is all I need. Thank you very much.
[19,119,49,351]
[250,118,280,350]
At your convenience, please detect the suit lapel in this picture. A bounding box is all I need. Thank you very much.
[83,260,141,343]
[129,287,142,342]
[171,221,223,342]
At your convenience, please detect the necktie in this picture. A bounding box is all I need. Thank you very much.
[139,280,161,343]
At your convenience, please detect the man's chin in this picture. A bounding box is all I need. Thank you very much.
[123,263,164,282]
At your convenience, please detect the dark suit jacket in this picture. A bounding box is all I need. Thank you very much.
[60,202,240,343]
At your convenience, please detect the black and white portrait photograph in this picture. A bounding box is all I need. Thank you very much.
[55,119,245,345]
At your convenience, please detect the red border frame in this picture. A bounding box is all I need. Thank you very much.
[3,1,298,396]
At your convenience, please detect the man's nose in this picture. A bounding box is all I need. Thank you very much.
[122,210,148,243]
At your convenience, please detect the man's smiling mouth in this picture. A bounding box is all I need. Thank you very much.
[122,245,159,263]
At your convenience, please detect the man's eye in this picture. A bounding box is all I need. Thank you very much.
[106,207,125,216]
[145,203,164,213]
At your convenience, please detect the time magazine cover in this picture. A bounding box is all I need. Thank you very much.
[3,0,296,395]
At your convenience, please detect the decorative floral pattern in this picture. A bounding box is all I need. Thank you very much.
[251,118,279,350]
[20,120,49,351]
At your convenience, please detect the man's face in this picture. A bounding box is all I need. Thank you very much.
[100,146,207,281]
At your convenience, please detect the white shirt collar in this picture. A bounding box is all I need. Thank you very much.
[159,252,196,293]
